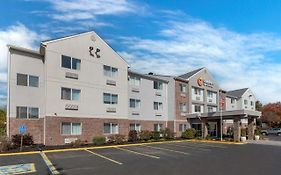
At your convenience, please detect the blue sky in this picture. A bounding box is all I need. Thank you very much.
[1,0,281,107]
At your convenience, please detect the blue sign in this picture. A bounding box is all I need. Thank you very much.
[19,125,27,134]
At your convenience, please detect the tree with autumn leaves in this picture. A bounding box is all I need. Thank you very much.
[261,102,281,128]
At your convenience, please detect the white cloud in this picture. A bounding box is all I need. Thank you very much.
[46,0,146,21]
[118,20,281,103]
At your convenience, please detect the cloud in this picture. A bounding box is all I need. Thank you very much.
[45,0,146,21]
[0,23,46,107]
[118,19,281,103]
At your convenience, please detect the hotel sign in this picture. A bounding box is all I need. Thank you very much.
[197,77,214,88]
[89,35,101,58]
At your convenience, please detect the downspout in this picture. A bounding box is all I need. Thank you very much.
[6,46,11,138]
[41,44,47,145]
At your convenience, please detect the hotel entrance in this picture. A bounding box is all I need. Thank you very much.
[191,123,202,137]
[208,122,217,137]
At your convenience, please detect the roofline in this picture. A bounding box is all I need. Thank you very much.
[128,70,169,83]
[174,76,189,83]
[7,45,43,57]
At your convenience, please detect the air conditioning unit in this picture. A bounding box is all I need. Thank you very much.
[106,107,116,113]
[196,97,200,101]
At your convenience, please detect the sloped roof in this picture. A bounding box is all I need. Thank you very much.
[227,88,249,98]
[178,67,205,80]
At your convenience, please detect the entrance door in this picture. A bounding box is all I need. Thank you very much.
[191,123,202,137]
[208,122,217,137]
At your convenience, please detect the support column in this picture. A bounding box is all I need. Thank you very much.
[233,117,241,142]
[202,119,208,138]
[217,120,222,138]
[248,117,255,140]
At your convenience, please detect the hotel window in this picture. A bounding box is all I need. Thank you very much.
[61,55,81,70]
[179,103,187,112]
[250,101,254,106]
[104,123,119,134]
[16,106,39,119]
[195,105,202,113]
[103,65,118,77]
[154,124,163,132]
[129,99,141,108]
[179,124,187,132]
[231,98,235,104]
[61,88,81,101]
[180,84,187,93]
[207,91,213,98]
[153,81,163,90]
[194,88,202,95]
[129,76,141,86]
[17,73,39,87]
[154,102,163,110]
[129,124,141,132]
[207,106,214,112]
[103,93,118,104]
[244,100,248,105]
[61,122,81,135]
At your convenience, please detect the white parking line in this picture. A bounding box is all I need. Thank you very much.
[170,143,210,151]
[143,145,190,155]
[188,143,226,148]
[84,149,123,165]
[116,147,160,159]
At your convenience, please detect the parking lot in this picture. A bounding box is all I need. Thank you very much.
[0,140,280,175]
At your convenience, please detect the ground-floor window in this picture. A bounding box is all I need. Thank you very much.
[61,122,82,135]
[16,106,39,119]
[104,123,119,134]
[179,124,187,132]
[129,123,141,132]
[154,123,163,132]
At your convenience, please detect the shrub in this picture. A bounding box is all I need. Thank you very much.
[139,130,152,141]
[241,129,247,137]
[255,128,261,135]
[162,128,175,140]
[71,139,85,147]
[152,131,161,140]
[108,134,126,144]
[0,136,12,152]
[11,134,34,147]
[128,130,138,142]
[92,136,106,145]
[181,128,196,139]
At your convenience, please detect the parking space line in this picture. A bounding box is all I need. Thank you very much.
[190,143,226,148]
[143,145,190,155]
[115,147,160,159]
[84,149,123,165]
[170,143,210,151]
[40,152,60,175]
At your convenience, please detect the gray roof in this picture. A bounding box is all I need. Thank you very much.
[178,67,205,79]
[227,88,248,98]
[128,70,169,83]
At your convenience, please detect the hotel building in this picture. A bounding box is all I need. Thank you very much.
[6,31,261,145]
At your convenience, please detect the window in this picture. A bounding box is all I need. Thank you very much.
[154,102,163,110]
[231,98,235,104]
[180,84,187,93]
[154,124,163,132]
[61,55,81,70]
[103,93,118,104]
[179,103,187,112]
[17,74,39,87]
[61,88,81,101]
[61,122,81,135]
[103,65,118,77]
[104,123,119,134]
[194,88,202,95]
[129,76,141,86]
[129,123,141,131]
[153,81,163,90]
[16,106,39,119]
[195,105,201,113]
[244,100,248,105]
[129,99,141,108]
[250,101,254,106]
[207,91,213,98]
[179,124,187,132]
[207,106,213,113]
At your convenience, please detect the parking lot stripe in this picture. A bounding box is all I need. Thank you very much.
[40,152,60,175]
[115,147,160,159]
[189,143,226,148]
[84,149,123,165]
[170,143,210,151]
[143,145,190,155]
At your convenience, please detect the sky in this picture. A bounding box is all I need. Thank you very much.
[1,0,281,107]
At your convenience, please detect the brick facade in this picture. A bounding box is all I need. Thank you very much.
[175,79,189,120]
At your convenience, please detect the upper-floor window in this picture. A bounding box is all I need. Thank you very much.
[61,122,81,135]
[129,99,141,108]
[129,76,141,86]
[179,103,187,112]
[207,91,213,98]
[154,102,163,110]
[194,87,202,95]
[244,100,248,105]
[153,81,163,90]
[16,106,39,119]
[250,101,254,106]
[61,87,81,101]
[61,55,81,70]
[103,65,118,77]
[103,93,118,104]
[180,84,187,93]
[230,98,235,104]
[17,73,39,87]
[194,105,202,113]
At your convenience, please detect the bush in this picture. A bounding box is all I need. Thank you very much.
[92,136,106,145]
[152,131,161,140]
[139,130,152,141]
[11,134,34,147]
[181,128,196,139]
[162,128,175,140]
[241,129,247,137]
[255,128,261,135]
[108,134,126,144]
[71,139,85,147]
[128,130,138,142]
[0,136,12,152]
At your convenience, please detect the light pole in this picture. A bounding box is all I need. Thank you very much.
[219,92,225,141]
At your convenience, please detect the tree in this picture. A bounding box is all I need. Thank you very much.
[261,102,281,128]
[256,101,263,111]
[0,109,6,136]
